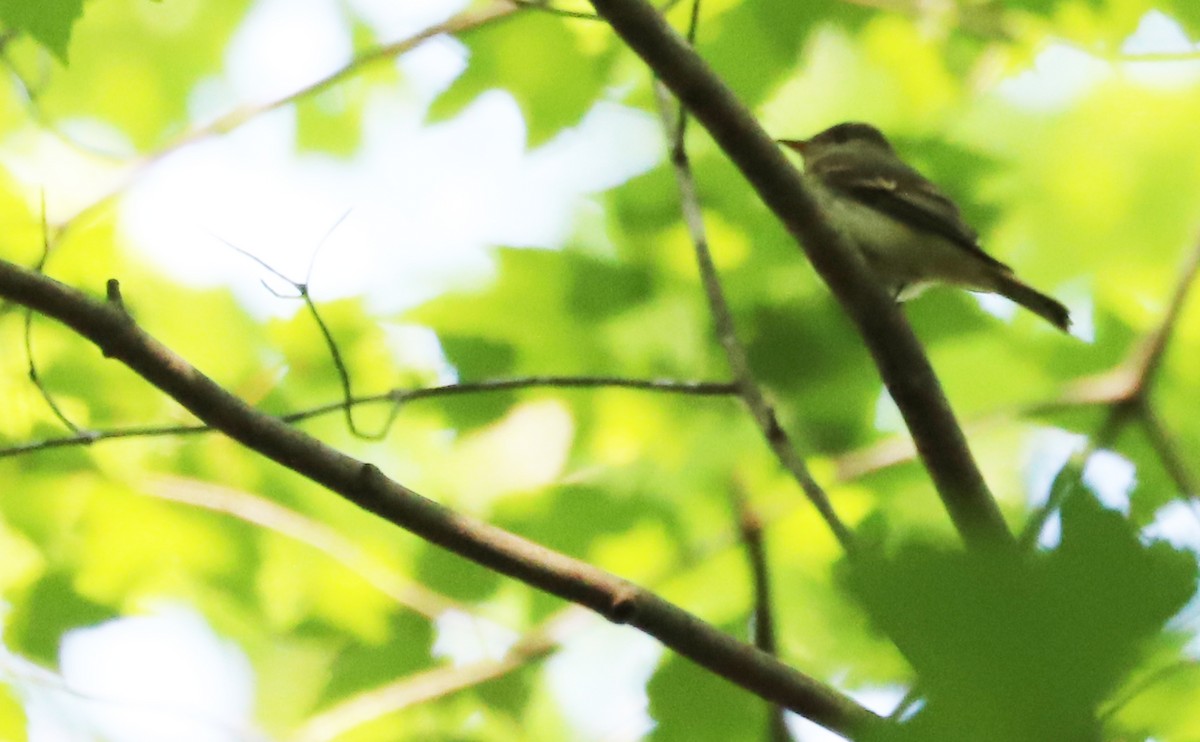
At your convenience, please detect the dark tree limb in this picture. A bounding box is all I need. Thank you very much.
[588,0,1012,550]
[0,259,882,740]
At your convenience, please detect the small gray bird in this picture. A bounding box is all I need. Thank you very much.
[779,122,1070,332]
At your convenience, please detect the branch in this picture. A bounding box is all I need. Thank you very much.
[1141,407,1198,499]
[381,375,735,400]
[221,233,397,441]
[651,81,854,552]
[23,196,83,432]
[732,487,792,742]
[0,260,882,740]
[1125,238,1200,400]
[1018,237,1200,545]
[0,376,736,458]
[589,0,1011,549]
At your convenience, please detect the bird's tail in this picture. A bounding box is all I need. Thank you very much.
[991,273,1071,332]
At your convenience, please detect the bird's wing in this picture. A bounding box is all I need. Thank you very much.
[818,160,1012,273]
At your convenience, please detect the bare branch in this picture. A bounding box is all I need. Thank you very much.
[217,226,392,440]
[23,196,83,432]
[1141,408,1199,500]
[650,81,854,551]
[0,259,881,739]
[732,486,792,742]
[1126,239,1200,399]
[1019,236,1200,543]
[0,376,736,458]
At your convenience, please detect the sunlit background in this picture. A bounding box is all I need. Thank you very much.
[2,0,1200,740]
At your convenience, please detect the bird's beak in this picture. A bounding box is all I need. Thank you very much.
[776,138,809,154]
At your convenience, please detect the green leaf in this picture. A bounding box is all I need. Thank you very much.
[410,247,669,379]
[1110,661,1200,741]
[24,0,255,149]
[295,85,364,156]
[0,0,83,62]
[648,644,769,742]
[844,492,1198,741]
[427,12,618,146]
[745,298,876,452]
[5,572,117,666]
[414,540,503,603]
[320,610,433,704]
[1161,2,1200,35]
[697,0,867,109]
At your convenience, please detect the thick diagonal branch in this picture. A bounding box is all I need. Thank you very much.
[588,0,1012,550]
[0,259,881,740]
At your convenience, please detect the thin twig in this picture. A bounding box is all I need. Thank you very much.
[1018,237,1200,543]
[23,195,83,432]
[671,0,700,145]
[1141,408,1199,499]
[219,238,382,439]
[0,376,737,458]
[23,306,85,432]
[650,81,855,552]
[731,486,791,742]
[1125,239,1200,399]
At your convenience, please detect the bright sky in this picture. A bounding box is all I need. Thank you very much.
[118,0,662,318]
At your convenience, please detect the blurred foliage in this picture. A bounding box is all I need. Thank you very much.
[847,490,1197,741]
[427,11,623,145]
[2,0,1200,740]
[0,0,83,62]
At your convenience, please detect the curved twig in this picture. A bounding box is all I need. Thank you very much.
[0,376,737,458]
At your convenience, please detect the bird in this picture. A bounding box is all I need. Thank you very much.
[778,122,1071,332]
